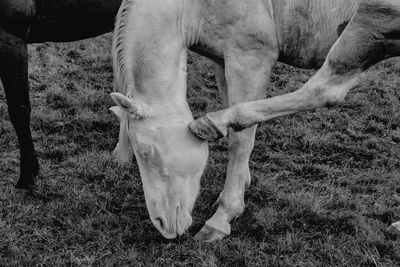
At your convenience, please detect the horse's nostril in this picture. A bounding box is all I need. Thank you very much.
[154,217,166,230]
[153,216,177,239]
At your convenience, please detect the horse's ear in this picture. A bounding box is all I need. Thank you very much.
[109,101,132,163]
[110,92,145,119]
[109,106,124,120]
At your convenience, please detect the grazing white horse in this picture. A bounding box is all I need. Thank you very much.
[110,0,399,240]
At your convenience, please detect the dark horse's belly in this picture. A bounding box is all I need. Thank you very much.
[27,17,115,43]
[27,0,122,43]
[0,0,122,43]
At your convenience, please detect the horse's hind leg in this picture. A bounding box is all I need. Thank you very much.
[0,28,38,191]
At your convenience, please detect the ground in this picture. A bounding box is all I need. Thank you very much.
[0,34,399,266]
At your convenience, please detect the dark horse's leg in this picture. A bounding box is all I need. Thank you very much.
[0,28,38,190]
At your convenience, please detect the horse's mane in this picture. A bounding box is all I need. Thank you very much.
[112,0,136,96]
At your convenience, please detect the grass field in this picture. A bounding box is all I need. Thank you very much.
[0,34,400,266]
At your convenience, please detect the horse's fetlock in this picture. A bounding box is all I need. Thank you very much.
[220,198,245,219]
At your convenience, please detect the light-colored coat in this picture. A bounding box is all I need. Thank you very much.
[111,0,400,240]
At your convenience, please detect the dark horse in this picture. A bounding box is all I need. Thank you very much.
[0,0,122,191]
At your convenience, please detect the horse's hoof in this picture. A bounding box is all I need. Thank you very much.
[194,223,229,242]
[12,187,34,200]
[14,185,37,197]
[14,187,32,193]
[189,115,226,141]
[388,221,400,234]
[14,178,38,196]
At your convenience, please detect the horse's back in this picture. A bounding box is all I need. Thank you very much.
[28,0,122,43]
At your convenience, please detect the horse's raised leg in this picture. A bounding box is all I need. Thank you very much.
[189,0,400,140]
[196,47,278,241]
[0,28,38,191]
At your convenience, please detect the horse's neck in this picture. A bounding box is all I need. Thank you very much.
[113,0,193,117]
[271,0,360,69]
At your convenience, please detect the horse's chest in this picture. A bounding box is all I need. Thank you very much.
[195,3,277,60]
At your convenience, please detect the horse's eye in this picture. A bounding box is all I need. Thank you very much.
[139,145,153,161]
[142,150,151,160]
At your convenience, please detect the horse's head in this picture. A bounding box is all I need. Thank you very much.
[110,93,209,239]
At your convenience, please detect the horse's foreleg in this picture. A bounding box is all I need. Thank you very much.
[0,28,38,191]
[195,48,277,242]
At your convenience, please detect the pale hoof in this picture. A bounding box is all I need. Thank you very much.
[194,223,229,242]
[388,221,400,234]
[189,115,226,141]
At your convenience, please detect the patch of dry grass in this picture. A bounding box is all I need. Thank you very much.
[0,34,399,266]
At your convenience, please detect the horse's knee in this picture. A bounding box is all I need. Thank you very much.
[302,64,359,109]
[304,83,349,110]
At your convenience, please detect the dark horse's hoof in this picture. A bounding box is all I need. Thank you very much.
[14,185,37,195]
[14,174,39,194]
